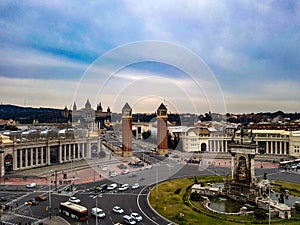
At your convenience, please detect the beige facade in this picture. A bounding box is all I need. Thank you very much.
[180,127,300,158]
[0,132,101,177]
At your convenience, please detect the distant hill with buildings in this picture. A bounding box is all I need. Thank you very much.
[0,104,68,124]
[0,104,299,128]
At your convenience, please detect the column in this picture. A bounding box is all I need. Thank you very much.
[67,144,71,161]
[47,145,51,165]
[59,144,62,163]
[13,148,18,170]
[20,149,23,169]
[35,147,38,165]
[30,148,33,166]
[279,141,282,155]
[41,147,44,165]
[266,141,269,154]
[25,149,28,168]
[77,143,81,158]
[87,141,91,158]
[275,141,278,154]
[270,141,273,154]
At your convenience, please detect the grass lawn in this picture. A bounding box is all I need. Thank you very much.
[271,180,300,197]
[148,176,300,225]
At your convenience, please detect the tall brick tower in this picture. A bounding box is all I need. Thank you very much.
[157,103,168,155]
[122,103,133,157]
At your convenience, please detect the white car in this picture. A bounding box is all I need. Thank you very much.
[102,166,108,171]
[123,215,136,224]
[118,184,129,191]
[131,183,140,190]
[109,171,117,177]
[26,183,36,188]
[130,212,143,222]
[107,183,118,190]
[112,206,124,214]
[122,169,129,174]
[68,196,81,204]
[91,207,105,218]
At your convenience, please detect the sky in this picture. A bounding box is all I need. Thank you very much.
[0,0,299,115]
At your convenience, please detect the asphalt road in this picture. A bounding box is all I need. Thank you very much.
[1,164,300,225]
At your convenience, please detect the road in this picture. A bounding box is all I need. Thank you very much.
[1,161,300,224]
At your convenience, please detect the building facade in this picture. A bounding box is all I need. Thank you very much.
[72,100,111,130]
[0,130,101,177]
[178,125,300,158]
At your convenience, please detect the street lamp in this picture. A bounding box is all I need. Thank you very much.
[93,194,102,225]
[48,170,53,219]
[268,179,271,225]
[156,163,158,209]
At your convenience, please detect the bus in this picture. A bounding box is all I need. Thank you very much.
[59,201,88,221]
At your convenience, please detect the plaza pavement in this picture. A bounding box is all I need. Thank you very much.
[1,151,280,186]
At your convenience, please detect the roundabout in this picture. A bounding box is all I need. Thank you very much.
[147,175,300,225]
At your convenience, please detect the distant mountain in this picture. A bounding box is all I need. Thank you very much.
[0,104,69,124]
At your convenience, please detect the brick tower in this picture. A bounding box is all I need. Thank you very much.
[157,103,168,155]
[122,103,133,157]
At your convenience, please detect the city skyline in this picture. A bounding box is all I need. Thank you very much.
[0,1,299,114]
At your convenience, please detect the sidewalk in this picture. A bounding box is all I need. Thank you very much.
[1,154,141,186]
[34,216,70,225]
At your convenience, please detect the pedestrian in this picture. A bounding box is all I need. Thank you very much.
[16,202,19,207]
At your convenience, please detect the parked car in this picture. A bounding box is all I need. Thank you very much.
[91,207,106,218]
[107,183,118,190]
[35,195,47,201]
[112,206,124,214]
[131,183,140,190]
[118,164,127,169]
[122,169,129,174]
[109,171,117,177]
[95,184,108,192]
[68,196,81,204]
[26,183,36,188]
[118,184,129,191]
[0,196,8,202]
[130,212,143,222]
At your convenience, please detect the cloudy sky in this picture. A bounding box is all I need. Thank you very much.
[0,0,299,114]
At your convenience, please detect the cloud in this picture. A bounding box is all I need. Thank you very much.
[1,1,300,114]
[0,76,77,108]
[0,48,88,80]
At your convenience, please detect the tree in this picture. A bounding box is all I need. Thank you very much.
[253,208,268,220]
[294,203,300,213]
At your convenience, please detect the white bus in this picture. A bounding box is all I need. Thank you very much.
[59,201,88,221]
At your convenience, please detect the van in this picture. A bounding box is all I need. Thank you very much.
[123,215,136,225]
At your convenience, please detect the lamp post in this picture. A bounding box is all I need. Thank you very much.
[156,163,158,209]
[96,195,98,225]
[49,170,52,219]
[268,180,271,225]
